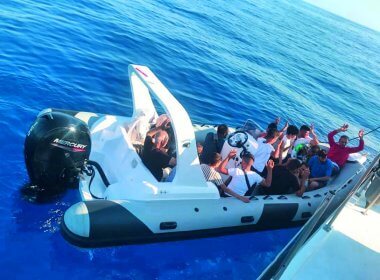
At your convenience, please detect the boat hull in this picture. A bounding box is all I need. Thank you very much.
[62,163,363,248]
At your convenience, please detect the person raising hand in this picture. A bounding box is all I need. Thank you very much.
[327,124,365,172]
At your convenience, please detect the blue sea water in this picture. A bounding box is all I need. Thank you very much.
[0,0,379,279]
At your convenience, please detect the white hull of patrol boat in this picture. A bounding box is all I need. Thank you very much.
[45,65,368,247]
[259,155,380,280]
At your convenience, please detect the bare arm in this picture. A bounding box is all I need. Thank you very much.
[279,121,289,137]
[269,134,282,158]
[219,150,236,175]
[310,124,319,145]
[296,169,309,197]
[296,178,306,197]
[278,140,286,165]
[260,160,274,187]
[220,184,250,203]
[272,137,283,159]
[309,176,330,182]
[346,129,364,153]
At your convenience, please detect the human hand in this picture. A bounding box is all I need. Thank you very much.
[161,118,171,129]
[358,129,364,139]
[266,159,275,170]
[156,114,170,129]
[293,169,300,177]
[160,147,168,153]
[228,149,237,159]
[301,168,310,179]
[339,124,349,132]
[240,196,250,203]
[310,123,315,134]
[280,121,289,133]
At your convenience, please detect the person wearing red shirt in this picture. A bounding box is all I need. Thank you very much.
[327,124,364,171]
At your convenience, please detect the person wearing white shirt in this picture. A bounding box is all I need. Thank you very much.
[253,127,280,176]
[290,124,319,158]
[279,125,299,164]
[219,150,274,197]
[201,152,249,203]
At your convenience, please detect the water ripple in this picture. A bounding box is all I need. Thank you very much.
[0,0,380,278]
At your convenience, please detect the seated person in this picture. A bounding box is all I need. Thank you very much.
[264,159,308,196]
[219,150,274,197]
[200,152,249,203]
[151,114,176,156]
[299,162,310,189]
[307,150,333,190]
[258,122,277,138]
[290,124,319,158]
[258,117,288,139]
[253,127,280,176]
[196,142,203,157]
[142,125,176,181]
[155,114,170,127]
[327,124,364,171]
[292,143,309,163]
[306,145,320,163]
[200,124,229,164]
[279,125,299,164]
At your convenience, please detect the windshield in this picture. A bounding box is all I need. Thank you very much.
[241,119,264,139]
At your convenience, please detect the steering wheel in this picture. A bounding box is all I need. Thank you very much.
[227,131,248,148]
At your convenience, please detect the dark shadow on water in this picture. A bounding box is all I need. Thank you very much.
[12,181,79,234]
[20,181,78,204]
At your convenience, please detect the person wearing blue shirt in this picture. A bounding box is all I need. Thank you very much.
[308,150,333,190]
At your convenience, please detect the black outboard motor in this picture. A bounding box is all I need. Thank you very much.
[24,111,91,193]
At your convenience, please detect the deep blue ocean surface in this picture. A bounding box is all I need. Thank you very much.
[0,0,379,279]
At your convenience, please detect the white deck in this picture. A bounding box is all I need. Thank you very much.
[280,186,380,280]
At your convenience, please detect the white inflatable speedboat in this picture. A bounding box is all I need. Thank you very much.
[24,65,368,247]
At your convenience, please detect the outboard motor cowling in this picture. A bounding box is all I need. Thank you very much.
[24,111,91,192]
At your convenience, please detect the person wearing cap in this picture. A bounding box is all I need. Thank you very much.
[219,150,274,197]
[307,150,333,190]
[200,152,249,203]
[327,124,364,171]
